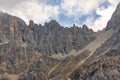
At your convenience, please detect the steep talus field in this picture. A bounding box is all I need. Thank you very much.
[70,3,120,80]
[0,2,120,80]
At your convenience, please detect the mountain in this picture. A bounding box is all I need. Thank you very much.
[29,20,95,55]
[70,3,120,80]
[0,11,95,80]
[0,2,120,80]
[106,3,120,30]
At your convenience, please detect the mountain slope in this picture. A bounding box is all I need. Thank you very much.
[0,12,95,80]
[70,3,120,80]
[0,2,120,80]
[47,28,114,80]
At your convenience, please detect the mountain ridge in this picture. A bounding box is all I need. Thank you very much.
[0,2,120,80]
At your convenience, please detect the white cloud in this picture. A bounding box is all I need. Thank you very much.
[109,0,120,7]
[86,0,120,31]
[90,6,115,31]
[61,0,120,31]
[0,0,59,24]
[0,0,119,31]
[0,0,25,8]
[84,16,95,27]
[61,0,106,17]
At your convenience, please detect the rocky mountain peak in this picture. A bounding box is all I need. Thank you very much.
[49,20,58,24]
[29,20,36,29]
[82,24,89,30]
[29,20,34,25]
[106,2,120,30]
[47,20,60,28]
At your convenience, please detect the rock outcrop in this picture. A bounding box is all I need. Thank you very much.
[29,20,95,55]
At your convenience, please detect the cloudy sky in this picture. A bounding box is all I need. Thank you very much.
[0,0,119,31]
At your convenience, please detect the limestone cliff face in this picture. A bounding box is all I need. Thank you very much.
[30,20,95,55]
[0,12,39,79]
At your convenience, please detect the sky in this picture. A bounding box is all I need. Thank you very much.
[0,0,119,31]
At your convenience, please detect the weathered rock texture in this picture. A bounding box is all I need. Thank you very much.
[0,2,120,80]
